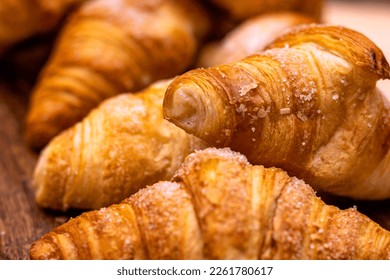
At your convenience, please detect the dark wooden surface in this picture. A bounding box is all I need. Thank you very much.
[1,1,390,260]
[0,38,77,260]
[0,73,77,260]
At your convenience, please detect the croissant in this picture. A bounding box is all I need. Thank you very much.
[0,0,85,55]
[30,148,390,260]
[163,25,390,200]
[33,79,206,211]
[208,0,323,21]
[197,12,317,68]
[25,0,210,149]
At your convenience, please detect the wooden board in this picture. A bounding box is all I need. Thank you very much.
[1,0,390,260]
[0,78,79,260]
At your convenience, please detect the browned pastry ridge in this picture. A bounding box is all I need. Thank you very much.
[30,148,390,260]
[25,0,211,149]
[33,79,206,211]
[197,12,317,68]
[0,0,86,55]
[163,25,390,200]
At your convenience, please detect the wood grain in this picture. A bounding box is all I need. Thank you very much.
[0,77,76,260]
[0,0,390,260]
[0,38,77,259]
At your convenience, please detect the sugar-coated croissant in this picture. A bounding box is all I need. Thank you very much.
[0,0,85,54]
[30,148,390,260]
[208,0,323,21]
[163,25,390,200]
[33,79,206,211]
[197,12,317,68]
[25,0,210,149]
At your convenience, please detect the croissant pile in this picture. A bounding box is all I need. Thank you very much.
[0,0,389,260]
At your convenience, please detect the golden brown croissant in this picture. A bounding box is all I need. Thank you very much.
[33,79,206,211]
[208,0,323,21]
[0,0,85,54]
[25,0,210,149]
[163,25,390,200]
[197,12,317,68]
[30,148,390,260]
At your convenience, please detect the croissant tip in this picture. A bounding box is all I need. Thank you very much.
[163,74,227,140]
[164,85,200,134]
[30,239,60,260]
[24,121,58,150]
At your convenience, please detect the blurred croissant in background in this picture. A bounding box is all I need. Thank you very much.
[208,0,323,21]
[197,12,317,68]
[24,0,211,149]
[0,0,86,55]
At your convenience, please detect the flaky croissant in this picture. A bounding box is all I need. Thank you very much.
[30,148,390,260]
[0,0,85,55]
[33,79,205,211]
[197,12,317,68]
[208,0,323,21]
[25,0,210,149]
[163,25,390,200]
